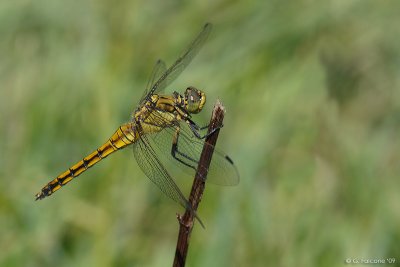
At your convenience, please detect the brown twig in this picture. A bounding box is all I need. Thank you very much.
[173,100,225,267]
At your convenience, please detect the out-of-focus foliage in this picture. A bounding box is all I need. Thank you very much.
[1,1,399,266]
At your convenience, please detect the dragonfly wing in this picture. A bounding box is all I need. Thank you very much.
[139,59,167,104]
[148,23,212,97]
[133,132,191,210]
[146,111,239,186]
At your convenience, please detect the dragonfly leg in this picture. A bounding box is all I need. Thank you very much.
[186,118,222,139]
[171,126,198,170]
[199,124,211,130]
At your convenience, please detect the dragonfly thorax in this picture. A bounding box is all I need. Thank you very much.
[182,86,206,114]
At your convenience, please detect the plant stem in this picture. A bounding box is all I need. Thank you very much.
[173,100,225,267]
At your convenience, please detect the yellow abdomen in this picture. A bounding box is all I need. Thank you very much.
[35,122,138,200]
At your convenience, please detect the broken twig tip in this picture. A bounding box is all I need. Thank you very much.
[214,99,225,110]
[212,99,225,121]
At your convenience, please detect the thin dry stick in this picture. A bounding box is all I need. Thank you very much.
[173,100,225,267]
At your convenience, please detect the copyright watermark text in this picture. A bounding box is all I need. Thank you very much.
[345,258,396,264]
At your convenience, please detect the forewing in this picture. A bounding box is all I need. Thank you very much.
[139,60,167,104]
[146,113,239,186]
[148,23,212,97]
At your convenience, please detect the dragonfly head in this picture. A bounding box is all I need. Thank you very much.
[184,86,206,114]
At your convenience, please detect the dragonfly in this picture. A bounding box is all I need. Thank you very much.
[35,23,239,220]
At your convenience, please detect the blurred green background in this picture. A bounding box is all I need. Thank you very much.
[1,1,400,266]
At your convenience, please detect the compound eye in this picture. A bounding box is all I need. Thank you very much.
[185,86,205,114]
[186,87,201,104]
